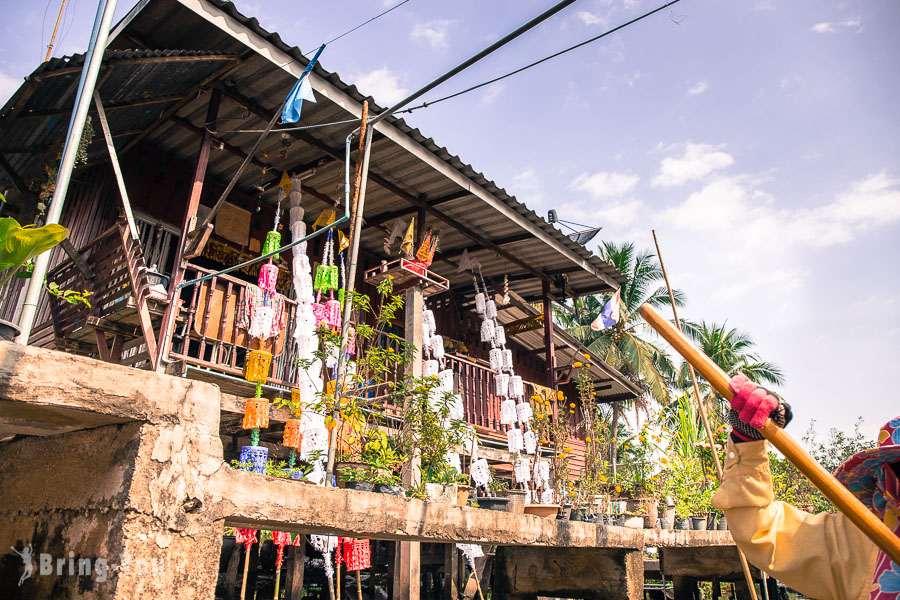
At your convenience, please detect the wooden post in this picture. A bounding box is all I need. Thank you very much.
[541,280,556,390]
[443,544,459,600]
[393,283,423,600]
[283,540,306,600]
[672,576,696,600]
[155,89,221,371]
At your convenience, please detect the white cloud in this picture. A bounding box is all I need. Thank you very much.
[811,17,863,34]
[810,22,835,33]
[571,171,640,198]
[350,67,410,105]
[622,71,641,88]
[0,70,21,106]
[651,143,734,188]
[410,19,454,51]
[511,168,544,206]
[480,83,504,106]
[577,11,606,26]
[687,80,708,96]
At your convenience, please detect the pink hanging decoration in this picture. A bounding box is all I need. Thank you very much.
[258,262,279,295]
[323,299,342,328]
[346,326,356,356]
[234,528,258,550]
[311,302,328,328]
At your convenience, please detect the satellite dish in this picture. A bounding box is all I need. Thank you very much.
[568,227,602,246]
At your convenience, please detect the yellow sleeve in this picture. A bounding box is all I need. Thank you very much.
[711,439,877,600]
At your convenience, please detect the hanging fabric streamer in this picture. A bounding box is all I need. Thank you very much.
[282,44,324,124]
[248,305,275,339]
[499,399,518,425]
[385,219,407,253]
[400,218,416,257]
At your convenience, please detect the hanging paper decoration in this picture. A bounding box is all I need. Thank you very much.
[242,398,270,430]
[514,457,531,483]
[448,394,464,420]
[446,451,462,473]
[424,309,436,334]
[489,348,503,371]
[484,299,497,320]
[258,262,279,295]
[283,419,303,449]
[310,534,338,579]
[438,369,454,392]
[400,218,416,258]
[516,401,533,423]
[470,458,491,489]
[480,319,494,342]
[385,219,407,253]
[263,230,282,261]
[541,487,555,504]
[474,292,486,315]
[415,228,439,266]
[502,349,514,371]
[495,373,509,398]
[324,298,341,328]
[244,350,272,383]
[429,334,445,360]
[499,399,517,425]
[457,248,474,273]
[509,375,524,398]
[493,325,506,347]
[523,430,537,455]
[239,287,287,341]
[424,360,439,377]
[457,544,484,570]
[507,428,524,453]
[346,326,356,356]
[235,528,258,550]
[339,538,372,571]
[273,531,293,569]
[239,444,268,474]
[428,387,445,413]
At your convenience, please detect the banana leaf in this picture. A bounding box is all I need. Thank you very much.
[0,217,68,287]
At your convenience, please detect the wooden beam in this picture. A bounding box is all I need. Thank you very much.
[503,314,543,337]
[22,95,187,118]
[31,54,239,81]
[93,89,139,240]
[0,153,34,201]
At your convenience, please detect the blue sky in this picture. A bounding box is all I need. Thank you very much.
[1,0,898,440]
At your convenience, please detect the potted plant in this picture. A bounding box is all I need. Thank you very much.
[338,467,376,492]
[0,216,69,340]
[477,477,510,511]
[372,472,405,496]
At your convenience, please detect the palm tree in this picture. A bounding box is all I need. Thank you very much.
[556,241,685,406]
[555,241,685,479]
[678,320,785,417]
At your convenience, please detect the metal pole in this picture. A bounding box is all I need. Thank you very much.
[16,0,119,345]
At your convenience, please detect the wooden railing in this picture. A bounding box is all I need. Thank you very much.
[168,264,298,388]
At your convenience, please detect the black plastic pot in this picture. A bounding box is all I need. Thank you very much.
[0,319,20,342]
[344,481,374,492]
[477,496,510,512]
[374,483,405,496]
[570,508,588,522]
[675,517,691,530]
[707,514,718,530]
[717,515,728,530]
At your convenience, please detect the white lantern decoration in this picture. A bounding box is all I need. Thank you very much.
[499,399,517,425]
[429,334,445,360]
[509,375,524,398]
[480,319,494,343]
[446,451,462,473]
[424,309,436,334]
[470,458,491,488]
[540,487,555,505]
[474,292,486,315]
[457,544,484,570]
[502,349,514,370]
[484,299,497,319]
[424,360,440,377]
[448,394,465,420]
[439,369,455,392]
[507,428,524,453]
[514,457,531,483]
[495,373,509,398]
[428,387,445,413]
[516,401,533,423]
[538,459,551,484]
[493,325,506,347]
[301,426,329,458]
[489,348,503,371]
[523,430,537,455]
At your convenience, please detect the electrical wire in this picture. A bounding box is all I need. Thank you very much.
[396,0,683,115]
[233,0,414,86]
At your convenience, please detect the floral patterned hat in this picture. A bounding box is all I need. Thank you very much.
[833,417,900,515]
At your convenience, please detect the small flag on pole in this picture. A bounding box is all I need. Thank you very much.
[591,289,621,331]
[282,45,325,124]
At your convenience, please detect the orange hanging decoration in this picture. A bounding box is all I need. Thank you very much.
[242,398,270,430]
[244,350,272,384]
[283,418,303,449]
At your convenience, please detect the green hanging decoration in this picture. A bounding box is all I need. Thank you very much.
[250,427,260,446]
[288,449,296,468]
[263,230,281,261]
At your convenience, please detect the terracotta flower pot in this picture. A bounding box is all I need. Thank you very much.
[456,485,471,507]
[523,504,560,518]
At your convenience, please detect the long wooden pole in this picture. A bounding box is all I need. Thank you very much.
[45,0,69,61]
[652,231,758,600]
[640,302,900,565]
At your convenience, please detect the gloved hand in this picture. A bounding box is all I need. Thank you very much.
[728,374,792,443]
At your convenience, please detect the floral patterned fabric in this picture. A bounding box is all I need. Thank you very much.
[834,417,900,600]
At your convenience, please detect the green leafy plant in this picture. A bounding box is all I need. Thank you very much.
[46,281,91,307]
[0,217,68,287]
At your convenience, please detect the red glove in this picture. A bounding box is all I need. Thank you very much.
[729,374,779,429]
[728,374,791,443]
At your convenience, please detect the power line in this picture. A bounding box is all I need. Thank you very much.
[396,0,683,115]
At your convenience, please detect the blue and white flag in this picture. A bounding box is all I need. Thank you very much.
[591,288,621,331]
[282,44,325,124]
